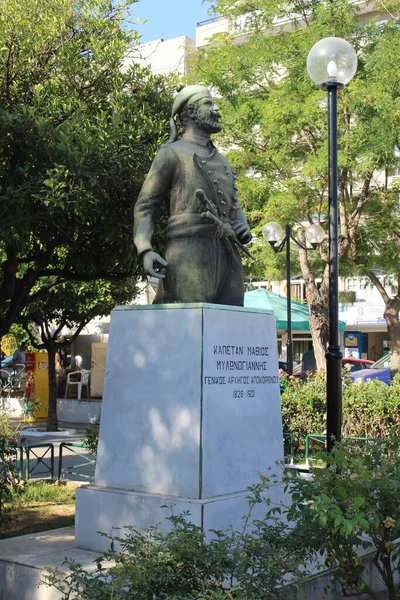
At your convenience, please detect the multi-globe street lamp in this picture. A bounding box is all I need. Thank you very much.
[307,37,357,451]
[262,221,324,376]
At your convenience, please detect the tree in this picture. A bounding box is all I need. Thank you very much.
[20,278,137,431]
[356,188,400,376]
[0,0,174,339]
[191,0,400,370]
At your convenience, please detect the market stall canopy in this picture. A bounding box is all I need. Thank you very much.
[244,289,346,332]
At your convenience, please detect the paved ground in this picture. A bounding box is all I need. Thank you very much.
[13,420,96,483]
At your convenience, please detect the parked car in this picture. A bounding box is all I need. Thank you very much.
[347,353,391,385]
[0,355,13,373]
[278,361,288,373]
[0,354,25,377]
[342,357,374,373]
[291,357,373,379]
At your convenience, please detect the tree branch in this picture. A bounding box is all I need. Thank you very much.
[38,268,136,281]
[367,269,390,305]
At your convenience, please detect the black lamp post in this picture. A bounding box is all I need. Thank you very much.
[307,37,357,452]
[262,222,324,376]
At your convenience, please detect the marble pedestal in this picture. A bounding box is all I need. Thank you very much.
[75,303,283,552]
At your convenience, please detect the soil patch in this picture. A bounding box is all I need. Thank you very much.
[0,480,78,539]
[1,503,75,539]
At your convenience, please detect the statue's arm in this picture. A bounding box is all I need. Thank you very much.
[133,147,176,257]
[232,206,252,244]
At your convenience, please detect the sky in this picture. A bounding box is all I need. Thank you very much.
[133,0,214,44]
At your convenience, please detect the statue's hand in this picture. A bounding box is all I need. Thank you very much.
[231,220,252,244]
[142,251,168,279]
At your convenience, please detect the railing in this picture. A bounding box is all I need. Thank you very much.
[2,442,96,482]
[197,16,225,27]
[303,434,386,467]
[2,435,390,482]
[24,443,55,480]
[283,433,295,464]
[58,442,96,481]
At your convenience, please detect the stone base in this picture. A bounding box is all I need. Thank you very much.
[75,482,286,553]
[0,525,393,600]
[0,527,113,600]
[56,398,101,424]
[75,304,284,552]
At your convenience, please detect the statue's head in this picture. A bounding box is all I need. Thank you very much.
[169,85,222,143]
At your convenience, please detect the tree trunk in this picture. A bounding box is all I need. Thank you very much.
[306,287,330,370]
[298,245,330,371]
[46,343,58,431]
[384,298,400,377]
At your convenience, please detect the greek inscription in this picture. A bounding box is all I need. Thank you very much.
[213,345,244,355]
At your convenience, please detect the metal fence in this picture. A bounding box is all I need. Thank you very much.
[58,442,96,481]
[2,442,95,482]
[283,433,295,464]
[303,434,387,466]
[1,435,388,482]
[25,443,55,480]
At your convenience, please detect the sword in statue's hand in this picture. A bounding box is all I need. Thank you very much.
[195,189,256,260]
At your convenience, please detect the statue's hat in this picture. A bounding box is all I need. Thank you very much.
[168,85,212,143]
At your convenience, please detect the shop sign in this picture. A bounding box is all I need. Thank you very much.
[1,334,18,356]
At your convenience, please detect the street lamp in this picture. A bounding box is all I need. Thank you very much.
[262,222,324,376]
[307,37,357,451]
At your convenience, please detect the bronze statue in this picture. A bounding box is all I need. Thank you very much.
[133,85,253,306]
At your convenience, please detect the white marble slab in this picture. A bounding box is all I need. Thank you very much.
[76,303,284,551]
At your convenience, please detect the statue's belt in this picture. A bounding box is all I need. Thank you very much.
[166,213,233,240]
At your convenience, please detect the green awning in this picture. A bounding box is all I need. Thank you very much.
[244,289,346,332]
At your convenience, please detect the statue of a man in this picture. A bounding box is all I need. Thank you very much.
[133,85,252,306]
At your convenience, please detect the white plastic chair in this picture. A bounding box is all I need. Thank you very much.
[65,369,90,400]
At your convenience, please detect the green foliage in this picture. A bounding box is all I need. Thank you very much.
[41,439,400,600]
[281,373,400,439]
[0,412,22,533]
[0,0,175,337]
[23,395,43,421]
[338,290,356,304]
[83,423,99,457]
[189,0,400,364]
[342,375,400,438]
[41,480,311,599]
[22,278,137,339]
[9,480,75,506]
[0,411,18,445]
[20,278,139,430]
[280,371,326,439]
[286,438,400,599]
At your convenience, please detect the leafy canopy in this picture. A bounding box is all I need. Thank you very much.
[0,0,174,336]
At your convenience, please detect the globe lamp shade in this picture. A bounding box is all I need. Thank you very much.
[262,222,284,247]
[305,224,325,248]
[307,37,357,89]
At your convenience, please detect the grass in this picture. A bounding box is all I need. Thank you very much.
[1,479,78,539]
[10,479,76,504]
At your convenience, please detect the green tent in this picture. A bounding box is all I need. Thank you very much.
[244,289,346,332]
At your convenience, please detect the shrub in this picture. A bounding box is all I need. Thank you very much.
[42,439,400,599]
[82,423,99,457]
[342,375,400,438]
[286,438,400,600]
[281,373,400,440]
[41,477,311,600]
[280,371,326,440]
[0,411,23,532]
[41,438,400,599]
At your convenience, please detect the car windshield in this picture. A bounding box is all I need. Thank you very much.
[371,353,391,369]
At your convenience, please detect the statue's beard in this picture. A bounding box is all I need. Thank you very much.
[194,107,222,134]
